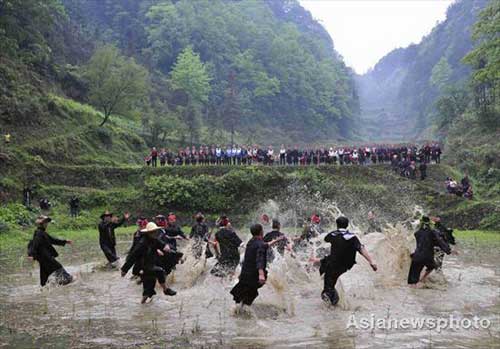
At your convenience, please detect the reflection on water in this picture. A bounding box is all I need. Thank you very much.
[0,204,499,348]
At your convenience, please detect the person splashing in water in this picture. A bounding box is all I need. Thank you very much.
[407,216,455,288]
[121,222,177,303]
[310,216,377,306]
[230,223,285,309]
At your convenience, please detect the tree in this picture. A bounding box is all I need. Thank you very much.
[170,46,211,145]
[463,1,500,128]
[430,57,452,92]
[435,85,470,128]
[84,45,149,126]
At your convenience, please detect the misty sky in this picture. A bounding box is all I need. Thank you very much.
[300,0,454,74]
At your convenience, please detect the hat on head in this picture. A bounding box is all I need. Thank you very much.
[35,215,52,226]
[141,222,161,233]
[100,211,112,219]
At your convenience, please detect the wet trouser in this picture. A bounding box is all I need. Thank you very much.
[230,280,264,306]
[100,242,118,263]
[433,247,445,271]
[132,259,143,276]
[159,251,183,276]
[192,240,203,259]
[323,267,347,305]
[142,269,166,298]
[39,257,72,286]
[407,258,435,284]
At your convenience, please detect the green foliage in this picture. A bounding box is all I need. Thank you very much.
[462,0,500,128]
[0,0,65,63]
[0,204,34,232]
[83,45,150,126]
[63,0,359,143]
[435,85,470,128]
[170,46,211,105]
[430,57,452,92]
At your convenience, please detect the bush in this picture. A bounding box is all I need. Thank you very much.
[0,204,34,226]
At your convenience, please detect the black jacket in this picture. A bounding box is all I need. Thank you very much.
[122,236,166,274]
[190,223,208,241]
[160,224,186,250]
[215,228,242,262]
[411,226,451,263]
[239,237,268,286]
[28,228,67,261]
[98,217,125,247]
[324,230,362,270]
[263,230,287,255]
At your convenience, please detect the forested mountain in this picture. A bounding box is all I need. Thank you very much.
[0,0,360,152]
[357,0,491,141]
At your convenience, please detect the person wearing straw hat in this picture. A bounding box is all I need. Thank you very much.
[121,222,177,303]
[98,210,130,266]
[27,216,73,286]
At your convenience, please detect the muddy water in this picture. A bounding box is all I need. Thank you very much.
[0,223,499,348]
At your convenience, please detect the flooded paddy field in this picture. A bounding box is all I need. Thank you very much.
[0,226,499,348]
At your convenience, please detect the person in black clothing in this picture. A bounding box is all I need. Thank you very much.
[230,224,285,307]
[22,186,33,208]
[121,222,176,304]
[27,216,73,286]
[431,217,456,271]
[211,216,242,277]
[39,198,51,211]
[310,216,377,306]
[98,211,130,265]
[190,212,209,259]
[156,214,187,278]
[408,216,453,287]
[129,216,148,280]
[263,219,290,262]
[69,196,80,217]
[419,161,427,180]
[461,174,471,193]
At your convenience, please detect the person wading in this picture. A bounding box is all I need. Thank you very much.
[27,216,73,286]
[98,211,130,266]
[310,216,377,306]
[211,216,242,278]
[407,216,454,288]
[121,222,176,303]
[190,212,209,259]
[230,224,285,308]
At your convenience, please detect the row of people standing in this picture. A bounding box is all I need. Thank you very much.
[144,143,442,167]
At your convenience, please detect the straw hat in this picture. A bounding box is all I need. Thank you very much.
[100,211,113,219]
[141,222,161,233]
[35,215,52,225]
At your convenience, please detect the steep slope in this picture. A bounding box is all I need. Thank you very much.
[357,0,489,141]
[61,0,359,143]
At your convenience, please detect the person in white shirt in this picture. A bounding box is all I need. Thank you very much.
[279,145,287,166]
